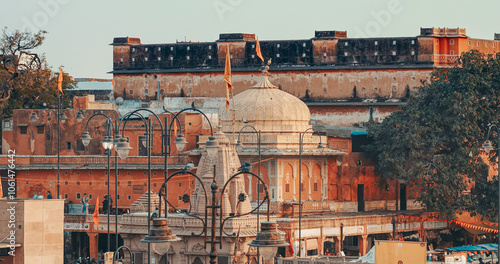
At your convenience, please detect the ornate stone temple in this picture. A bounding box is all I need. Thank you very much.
[120,125,270,264]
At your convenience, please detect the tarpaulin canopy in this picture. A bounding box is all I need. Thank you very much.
[447,243,498,252]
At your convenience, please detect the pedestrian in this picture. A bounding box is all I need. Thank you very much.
[102,195,109,213]
[81,193,89,214]
[478,257,485,264]
[47,191,53,199]
[108,195,113,213]
[37,191,43,199]
[32,192,38,199]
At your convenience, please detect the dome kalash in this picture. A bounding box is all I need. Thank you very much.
[221,72,326,151]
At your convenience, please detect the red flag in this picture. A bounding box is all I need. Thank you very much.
[224,45,232,109]
[256,36,264,62]
[92,196,99,227]
[57,66,64,94]
[0,177,3,198]
[289,239,294,256]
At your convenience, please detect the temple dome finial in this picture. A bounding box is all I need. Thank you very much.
[253,58,277,89]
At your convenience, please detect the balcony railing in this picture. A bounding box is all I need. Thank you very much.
[433,54,459,64]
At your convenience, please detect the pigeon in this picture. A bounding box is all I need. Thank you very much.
[151,207,159,220]
[191,101,196,109]
[183,161,195,173]
[238,162,251,173]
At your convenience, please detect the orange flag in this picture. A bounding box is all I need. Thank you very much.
[0,177,3,198]
[173,117,178,139]
[256,36,264,62]
[224,45,232,109]
[92,196,99,227]
[57,66,64,94]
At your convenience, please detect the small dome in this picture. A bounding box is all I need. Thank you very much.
[221,76,310,134]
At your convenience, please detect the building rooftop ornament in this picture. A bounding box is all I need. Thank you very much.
[251,59,277,89]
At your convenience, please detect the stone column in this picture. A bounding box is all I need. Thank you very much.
[333,236,341,255]
[307,164,312,200]
[322,161,327,200]
[86,231,99,260]
[292,162,297,201]
[359,234,369,256]
[247,174,253,201]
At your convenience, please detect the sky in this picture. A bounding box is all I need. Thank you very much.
[1,0,499,79]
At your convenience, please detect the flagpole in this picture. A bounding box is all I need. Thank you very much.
[57,92,60,199]
[57,66,64,199]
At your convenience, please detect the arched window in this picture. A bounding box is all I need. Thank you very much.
[192,257,203,264]
[252,164,269,196]
[311,163,322,200]
[283,163,294,201]
[296,164,309,200]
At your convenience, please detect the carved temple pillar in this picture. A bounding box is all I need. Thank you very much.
[86,231,99,260]
[333,236,341,255]
[359,234,369,256]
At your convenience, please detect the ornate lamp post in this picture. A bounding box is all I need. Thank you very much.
[235,125,262,260]
[113,245,135,264]
[80,111,115,253]
[114,108,181,264]
[297,128,324,257]
[148,166,285,264]
[482,124,500,256]
[141,108,287,264]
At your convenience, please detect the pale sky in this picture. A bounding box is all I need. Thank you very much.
[2,0,499,79]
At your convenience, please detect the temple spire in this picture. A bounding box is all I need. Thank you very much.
[251,58,277,89]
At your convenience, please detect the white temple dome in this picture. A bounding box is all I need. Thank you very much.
[221,76,310,134]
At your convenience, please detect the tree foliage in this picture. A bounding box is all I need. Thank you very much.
[0,28,75,117]
[366,50,500,220]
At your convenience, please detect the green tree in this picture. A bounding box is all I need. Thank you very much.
[366,50,500,220]
[0,28,75,117]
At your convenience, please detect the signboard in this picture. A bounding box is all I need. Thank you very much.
[375,240,426,264]
[104,252,114,264]
[68,204,84,214]
[64,222,90,231]
[445,253,467,264]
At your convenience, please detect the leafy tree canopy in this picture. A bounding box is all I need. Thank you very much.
[0,28,76,117]
[366,50,500,220]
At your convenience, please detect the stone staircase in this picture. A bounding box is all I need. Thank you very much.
[130,191,160,213]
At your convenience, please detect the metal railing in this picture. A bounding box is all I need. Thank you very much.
[279,256,366,264]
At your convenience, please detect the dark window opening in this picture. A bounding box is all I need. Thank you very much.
[20,126,27,134]
[258,183,264,193]
[77,141,84,152]
[351,134,372,153]
[37,125,44,134]
[67,142,71,151]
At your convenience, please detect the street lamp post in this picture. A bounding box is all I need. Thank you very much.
[482,124,500,257]
[298,128,324,257]
[151,165,285,264]
[140,108,287,264]
[113,245,135,264]
[114,108,181,264]
[80,111,116,253]
[235,125,262,261]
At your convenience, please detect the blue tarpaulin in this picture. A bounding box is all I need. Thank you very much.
[447,243,498,252]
